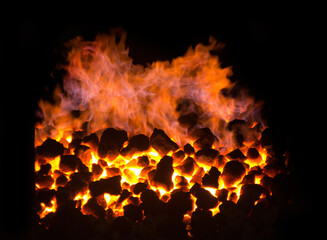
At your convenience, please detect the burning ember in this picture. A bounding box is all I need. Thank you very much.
[35,31,291,239]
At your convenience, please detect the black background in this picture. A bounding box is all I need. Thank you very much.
[0,15,315,239]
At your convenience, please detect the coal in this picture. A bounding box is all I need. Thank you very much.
[89,175,122,197]
[261,128,274,148]
[140,189,164,216]
[98,159,108,168]
[66,177,88,197]
[139,165,154,178]
[38,163,52,176]
[191,184,218,210]
[133,182,148,195]
[241,172,256,185]
[150,128,179,155]
[225,148,247,161]
[137,155,149,167]
[82,133,99,151]
[36,174,54,189]
[175,156,196,177]
[218,189,229,202]
[178,112,199,128]
[166,190,193,217]
[174,175,189,188]
[221,160,246,187]
[202,166,220,188]
[226,119,247,132]
[55,174,68,187]
[91,163,103,179]
[47,201,94,240]
[81,197,106,219]
[120,134,150,157]
[183,143,195,155]
[190,209,216,238]
[36,138,64,159]
[172,150,185,164]
[190,167,205,184]
[71,170,93,183]
[36,189,56,205]
[190,127,218,149]
[123,204,143,222]
[195,148,219,166]
[59,155,82,173]
[74,144,91,165]
[240,184,264,202]
[152,156,174,191]
[226,119,249,147]
[98,128,128,159]
[194,188,218,210]
[117,189,132,206]
[105,167,121,177]
[247,147,260,159]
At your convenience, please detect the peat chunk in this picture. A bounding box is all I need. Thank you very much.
[36,138,63,160]
[184,143,195,155]
[89,175,122,197]
[98,128,127,159]
[152,156,174,191]
[202,166,220,189]
[123,204,143,222]
[59,155,82,173]
[150,128,179,156]
[81,197,106,219]
[221,160,246,187]
[178,112,199,128]
[120,134,150,157]
[195,148,219,166]
[225,148,247,161]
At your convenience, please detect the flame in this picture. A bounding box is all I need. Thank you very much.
[35,31,271,222]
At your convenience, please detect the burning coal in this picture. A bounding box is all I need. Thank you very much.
[35,31,291,239]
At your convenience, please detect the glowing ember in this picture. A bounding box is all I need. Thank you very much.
[34,31,287,237]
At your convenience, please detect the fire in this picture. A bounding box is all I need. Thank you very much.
[35,31,274,231]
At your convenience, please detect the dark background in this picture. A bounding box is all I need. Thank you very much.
[0,16,314,239]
